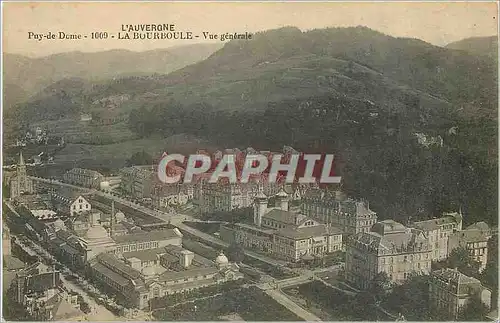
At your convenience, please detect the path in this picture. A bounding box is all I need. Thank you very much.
[262,287,322,321]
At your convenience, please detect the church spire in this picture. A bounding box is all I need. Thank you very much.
[19,151,25,166]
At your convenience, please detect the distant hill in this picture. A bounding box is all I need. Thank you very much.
[446,36,498,60]
[2,43,222,109]
[13,27,497,120]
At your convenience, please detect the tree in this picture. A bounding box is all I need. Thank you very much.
[480,234,498,309]
[226,242,245,263]
[446,247,481,278]
[384,273,432,321]
[458,294,489,321]
[126,150,153,167]
[369,272,391,303]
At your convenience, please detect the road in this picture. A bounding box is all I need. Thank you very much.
[264,288,322,321]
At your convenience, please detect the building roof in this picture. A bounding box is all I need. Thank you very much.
[91,262,131,287]
[352,225,429,256]
[466,222,490,232]
[24,271,61,293]
[86,225,109,240]
[276,224,332,240]
[122,247,169,262]
[431,268,484,295]
[486,309,498,321]
[112,229,181,244]
[276,189,288,198]
[263,209,305,225]
[453,229,489,243]
[96,253,142,280]
[215,252,229,265]
[372,220,407,235]
[65,168,104,179]
[413,213,462,231]
[233,222,275,235]
[158,267,218,283]
[182,239,219,259]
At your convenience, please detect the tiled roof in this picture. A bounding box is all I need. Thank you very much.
[112,229,181,244]
[122,247,169,262]
[182,240,219,259]
[263,209,306,225]
[96,253,142,280]
[158,267,218,282]
[431,268,481,292]
[24,272,61,293]
[453,229,489,243]
[91,262,131,287]
[352,228,429,255]
[276,224,331,240]
[413,213,462,231]
[372,220,407,235]
[466,222,490,232]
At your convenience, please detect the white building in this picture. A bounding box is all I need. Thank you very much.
[220,188,343,262]
[411,212,463,261]
[345,220,432,289]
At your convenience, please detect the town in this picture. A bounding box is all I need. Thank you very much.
[2,146,497,321]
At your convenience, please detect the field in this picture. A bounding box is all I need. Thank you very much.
[32,118,138,145]
[51,134,216,170]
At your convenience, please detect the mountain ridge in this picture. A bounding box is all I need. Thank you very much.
[3,42,223,109]
[445,35,498,59]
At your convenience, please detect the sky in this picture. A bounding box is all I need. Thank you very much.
[2,1,498,57]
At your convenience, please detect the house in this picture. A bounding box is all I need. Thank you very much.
[345,220,431,289]
[50,190,92,217]
[448,226,490,272]
[411,212,463,261]
[429,268,491,319]
[220,188,343,262]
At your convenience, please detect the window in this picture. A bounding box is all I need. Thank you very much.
[79,205,82,210]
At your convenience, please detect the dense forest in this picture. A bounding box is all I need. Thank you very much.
[128,94,497,226]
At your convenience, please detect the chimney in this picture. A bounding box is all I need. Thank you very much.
[110,201,115,237]
[276,188,289,211]
[128,258,142,270]
[179,250,194,268]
